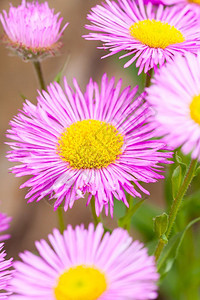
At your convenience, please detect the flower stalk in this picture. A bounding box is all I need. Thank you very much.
[90,197,101,227]
[57,207,65,234]
[145,68,153,88]
[154,158,198,261]
[33,60,46,90]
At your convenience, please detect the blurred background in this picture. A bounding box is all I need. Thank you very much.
[0,1,199,300]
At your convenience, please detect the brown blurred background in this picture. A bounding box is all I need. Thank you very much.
[0,0,164,259]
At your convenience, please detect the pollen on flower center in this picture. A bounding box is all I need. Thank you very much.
[57,119,124,169]
[54,265,107,300]
[129,19,185,49]
[190,95,200,125]
[188,0,200,4]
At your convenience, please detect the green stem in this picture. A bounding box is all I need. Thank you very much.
[154,159,198,261]
[90,197,101,227]
[33,60,45,90]
[57,207,65,234]
[122,194,133,232]
[145,68,153,88]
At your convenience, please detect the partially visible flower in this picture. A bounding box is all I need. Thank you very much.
[9,223,159,300]
[84,0,200,74]
[146,53,200,161]
[0,0,68,61]
[0,243,13,299]
[7,74,171,216]
[0,212,12,242]
[162,0,200,15]
[142,0,164,3]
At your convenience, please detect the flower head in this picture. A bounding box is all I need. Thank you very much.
[9,223,159,300]
[0,243,13,299]
[146,53,200,161]
[84,0,200,74]
[0,212,12,242]
[0,0,68,61]
[7,74,171,216]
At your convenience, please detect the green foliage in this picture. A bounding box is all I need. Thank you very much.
[164,150,187,206]
[153,213,169,242]
[159,218,200,300]
[112,59,200,300]
[54,55,70,84]
[172,166,182,199]
[195,165,200,177]
[111,52,145,91]
[20,93,27,101]
[118,199,145,229]
[158,217,200,277]
[114,197,162,241]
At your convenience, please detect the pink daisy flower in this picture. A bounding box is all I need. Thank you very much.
[146,53,200,161]
[7,74,171,216]
[84,0,200,74]
[0,243,13,299]
[0,212,12,242]
[0,0,68,61]
[9,223,159,300]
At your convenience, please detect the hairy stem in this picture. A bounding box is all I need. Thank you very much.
[145,68,153,88]
[154,159,198,261]
[33,60,46,90]
[90,197,101,227]
[57,207,65,234]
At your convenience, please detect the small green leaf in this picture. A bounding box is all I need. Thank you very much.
[157,217,200,278]
[195,165,200,177]
[175,152,183,164]
[153,213,169,238]
[160,234,168,244]
[54,54,71,84]
[174,151,187,171]
[172,165,182,199]
[20,93,27,101]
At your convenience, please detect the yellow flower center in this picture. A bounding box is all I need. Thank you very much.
[129,19,185,49]
[54,265,107,300]
[57,119,124,169]
[188,0,200,4]
[190,95,200,125]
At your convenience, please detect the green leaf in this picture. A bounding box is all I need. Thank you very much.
[118,199,145,229]
[54,55,70,84]
[160,234,168,244]
[172,165,182,199]
[158,217,200,278]
[131,202,162,241]
[195,165,200,177]
[175,152,183,165]
[174,151,187,177]
[153,213,169,238]
[114,198,126,219]
[20,93,27,101]
[174,217,200,258]
[164,167,173,206]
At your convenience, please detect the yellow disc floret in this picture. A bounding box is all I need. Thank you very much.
[129,19,185,49]
[57,119,124,169]
[188,0,200,5]
[54,265,107,300]
[190,95,200,125]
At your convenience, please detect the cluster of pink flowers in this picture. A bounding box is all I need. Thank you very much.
[0,0,200,299]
